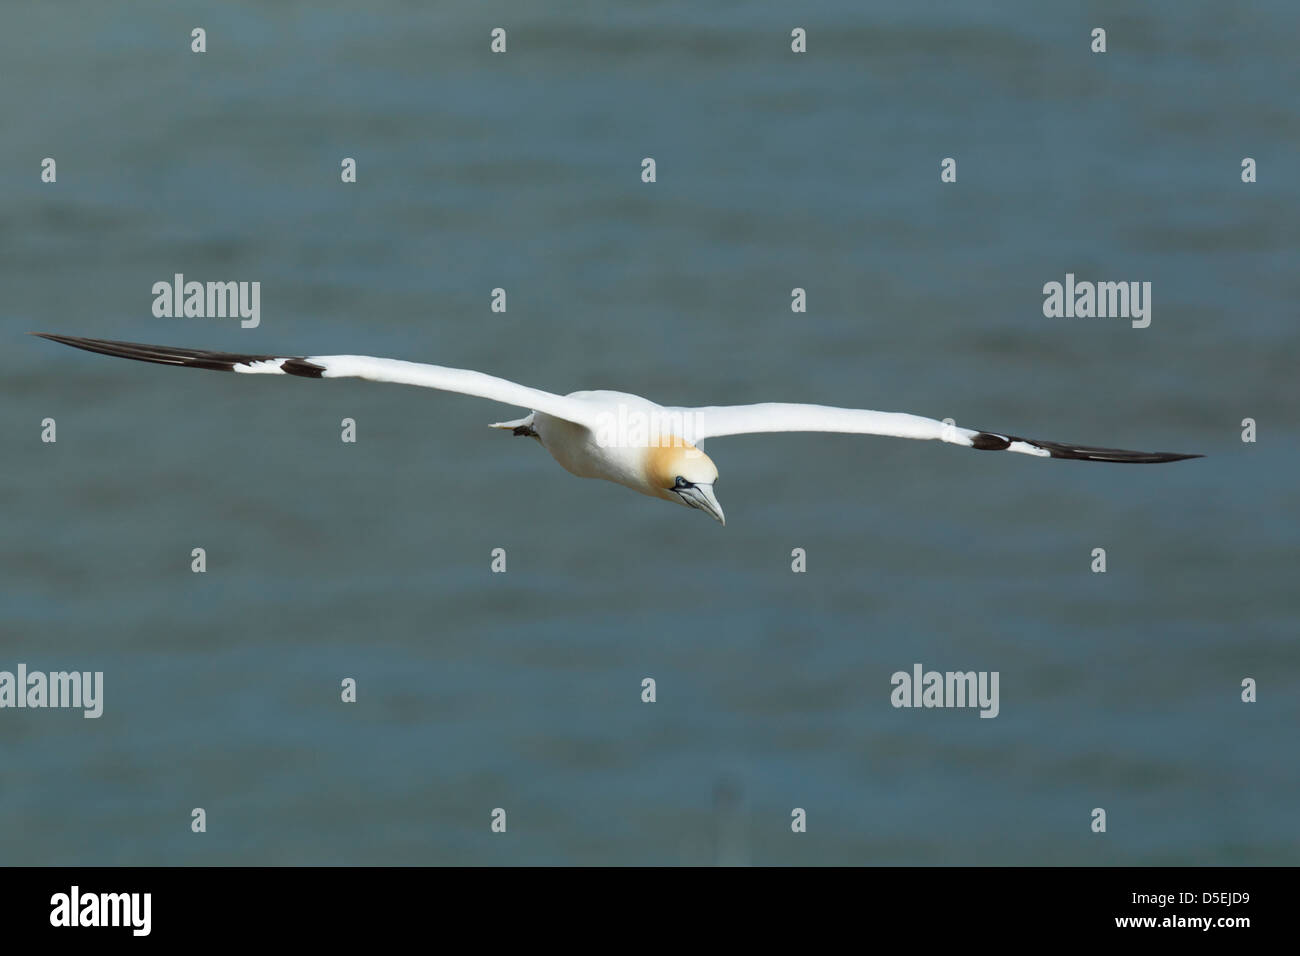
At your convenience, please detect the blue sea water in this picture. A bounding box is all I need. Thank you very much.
[0,1,1296,864]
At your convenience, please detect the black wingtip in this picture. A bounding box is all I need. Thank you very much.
[31,333,305,375]
[1028,436,1203,463]
[970,432,1012,451]
[970,431,1202,463]
[279,358,326,378]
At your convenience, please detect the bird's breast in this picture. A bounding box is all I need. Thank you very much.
[534,412,653,494]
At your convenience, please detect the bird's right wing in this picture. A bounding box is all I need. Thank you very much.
[676,402,1201,463]
[33,334,602,427]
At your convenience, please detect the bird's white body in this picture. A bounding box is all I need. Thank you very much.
[534,407,633,484]
[32,334,1203,526]
[533,390,663,485]
[524,390,724,519]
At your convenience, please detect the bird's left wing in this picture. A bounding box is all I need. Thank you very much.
[675,402,1201,463]
[33,334,602,427]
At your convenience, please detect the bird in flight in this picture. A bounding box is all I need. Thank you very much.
[34,334,1202,526]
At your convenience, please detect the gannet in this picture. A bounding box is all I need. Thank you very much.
[33,334,1202,526]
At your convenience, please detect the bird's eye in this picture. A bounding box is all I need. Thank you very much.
[674,475,693,489]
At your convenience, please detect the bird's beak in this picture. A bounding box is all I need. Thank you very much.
[677,483,725,526]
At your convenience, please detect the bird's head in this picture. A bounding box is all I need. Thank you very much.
[646,441,724,525]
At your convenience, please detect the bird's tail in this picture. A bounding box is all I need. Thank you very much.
[489,413,537,437]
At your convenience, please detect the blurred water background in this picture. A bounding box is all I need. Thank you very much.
[0,1,1296,864]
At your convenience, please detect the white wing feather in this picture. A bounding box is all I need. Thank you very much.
[673,402,1202,462]
[31,335,600,427]
[31,336,1203,463]
[300,355,599,426]
[678,402,991,448]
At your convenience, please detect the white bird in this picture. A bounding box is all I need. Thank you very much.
[34,334,1202,526]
